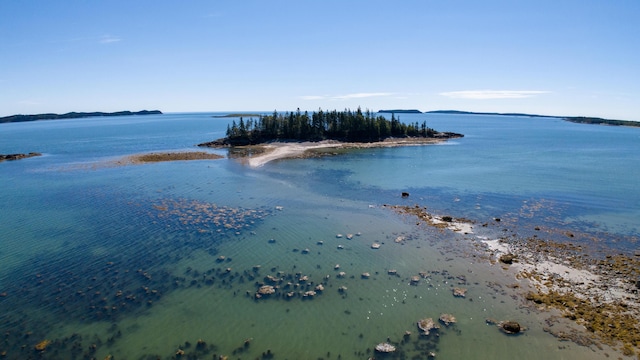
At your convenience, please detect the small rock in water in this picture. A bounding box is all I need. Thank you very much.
[500,321,523,334]
[375,342,396,353]
[452,287,467,298]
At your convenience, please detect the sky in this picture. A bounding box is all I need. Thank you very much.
[1,0,639,120]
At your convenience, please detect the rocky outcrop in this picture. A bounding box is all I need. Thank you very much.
[0,152,41,162]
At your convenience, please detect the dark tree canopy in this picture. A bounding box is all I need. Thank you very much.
[220,108,444,146]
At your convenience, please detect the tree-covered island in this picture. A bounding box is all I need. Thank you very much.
[199,108,463,147]
[0,110,162,123]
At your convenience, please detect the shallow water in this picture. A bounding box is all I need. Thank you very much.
[0,112,638,359]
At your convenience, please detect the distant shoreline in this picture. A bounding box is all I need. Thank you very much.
[0,110,163,124]
[427,110,640,127]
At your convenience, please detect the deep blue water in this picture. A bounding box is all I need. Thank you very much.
[0,112,638,359]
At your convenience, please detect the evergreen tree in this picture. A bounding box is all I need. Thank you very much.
[219,108,451,145]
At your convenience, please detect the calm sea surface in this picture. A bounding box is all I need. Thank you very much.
[0,112,638,359]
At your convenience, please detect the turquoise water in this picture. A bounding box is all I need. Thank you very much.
[0,112,638,359]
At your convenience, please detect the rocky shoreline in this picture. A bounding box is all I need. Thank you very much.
[386,204,640,356]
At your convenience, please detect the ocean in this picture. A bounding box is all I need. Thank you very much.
[0,112,638,359]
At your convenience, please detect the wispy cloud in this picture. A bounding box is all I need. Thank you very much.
[439,90,549,99]
[100,35,121,44]
[301,92,394,101]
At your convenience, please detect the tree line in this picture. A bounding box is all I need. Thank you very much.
[224,108,438,145]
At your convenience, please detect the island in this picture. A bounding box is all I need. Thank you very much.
[0,110,162,123]
[212,113,265,118]
[198,108,463,167]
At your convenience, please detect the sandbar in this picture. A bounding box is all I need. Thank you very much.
[61,151,224,171]
[123,151,223,164]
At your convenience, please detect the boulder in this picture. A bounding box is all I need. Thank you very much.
[500,321,522,334]
[499,254,517,264]
[375,342,396,353]
[257,285,275,296]
[439,313,457,326]
[417,318,439,335]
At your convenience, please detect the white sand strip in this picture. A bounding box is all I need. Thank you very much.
[247,141,340,167]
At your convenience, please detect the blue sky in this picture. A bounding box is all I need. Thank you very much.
[2,1,639,120]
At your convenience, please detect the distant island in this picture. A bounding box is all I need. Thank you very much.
[377,109,422,114]
[427,110,640,127]
[198,108,463,147]
[0,110,162,124]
